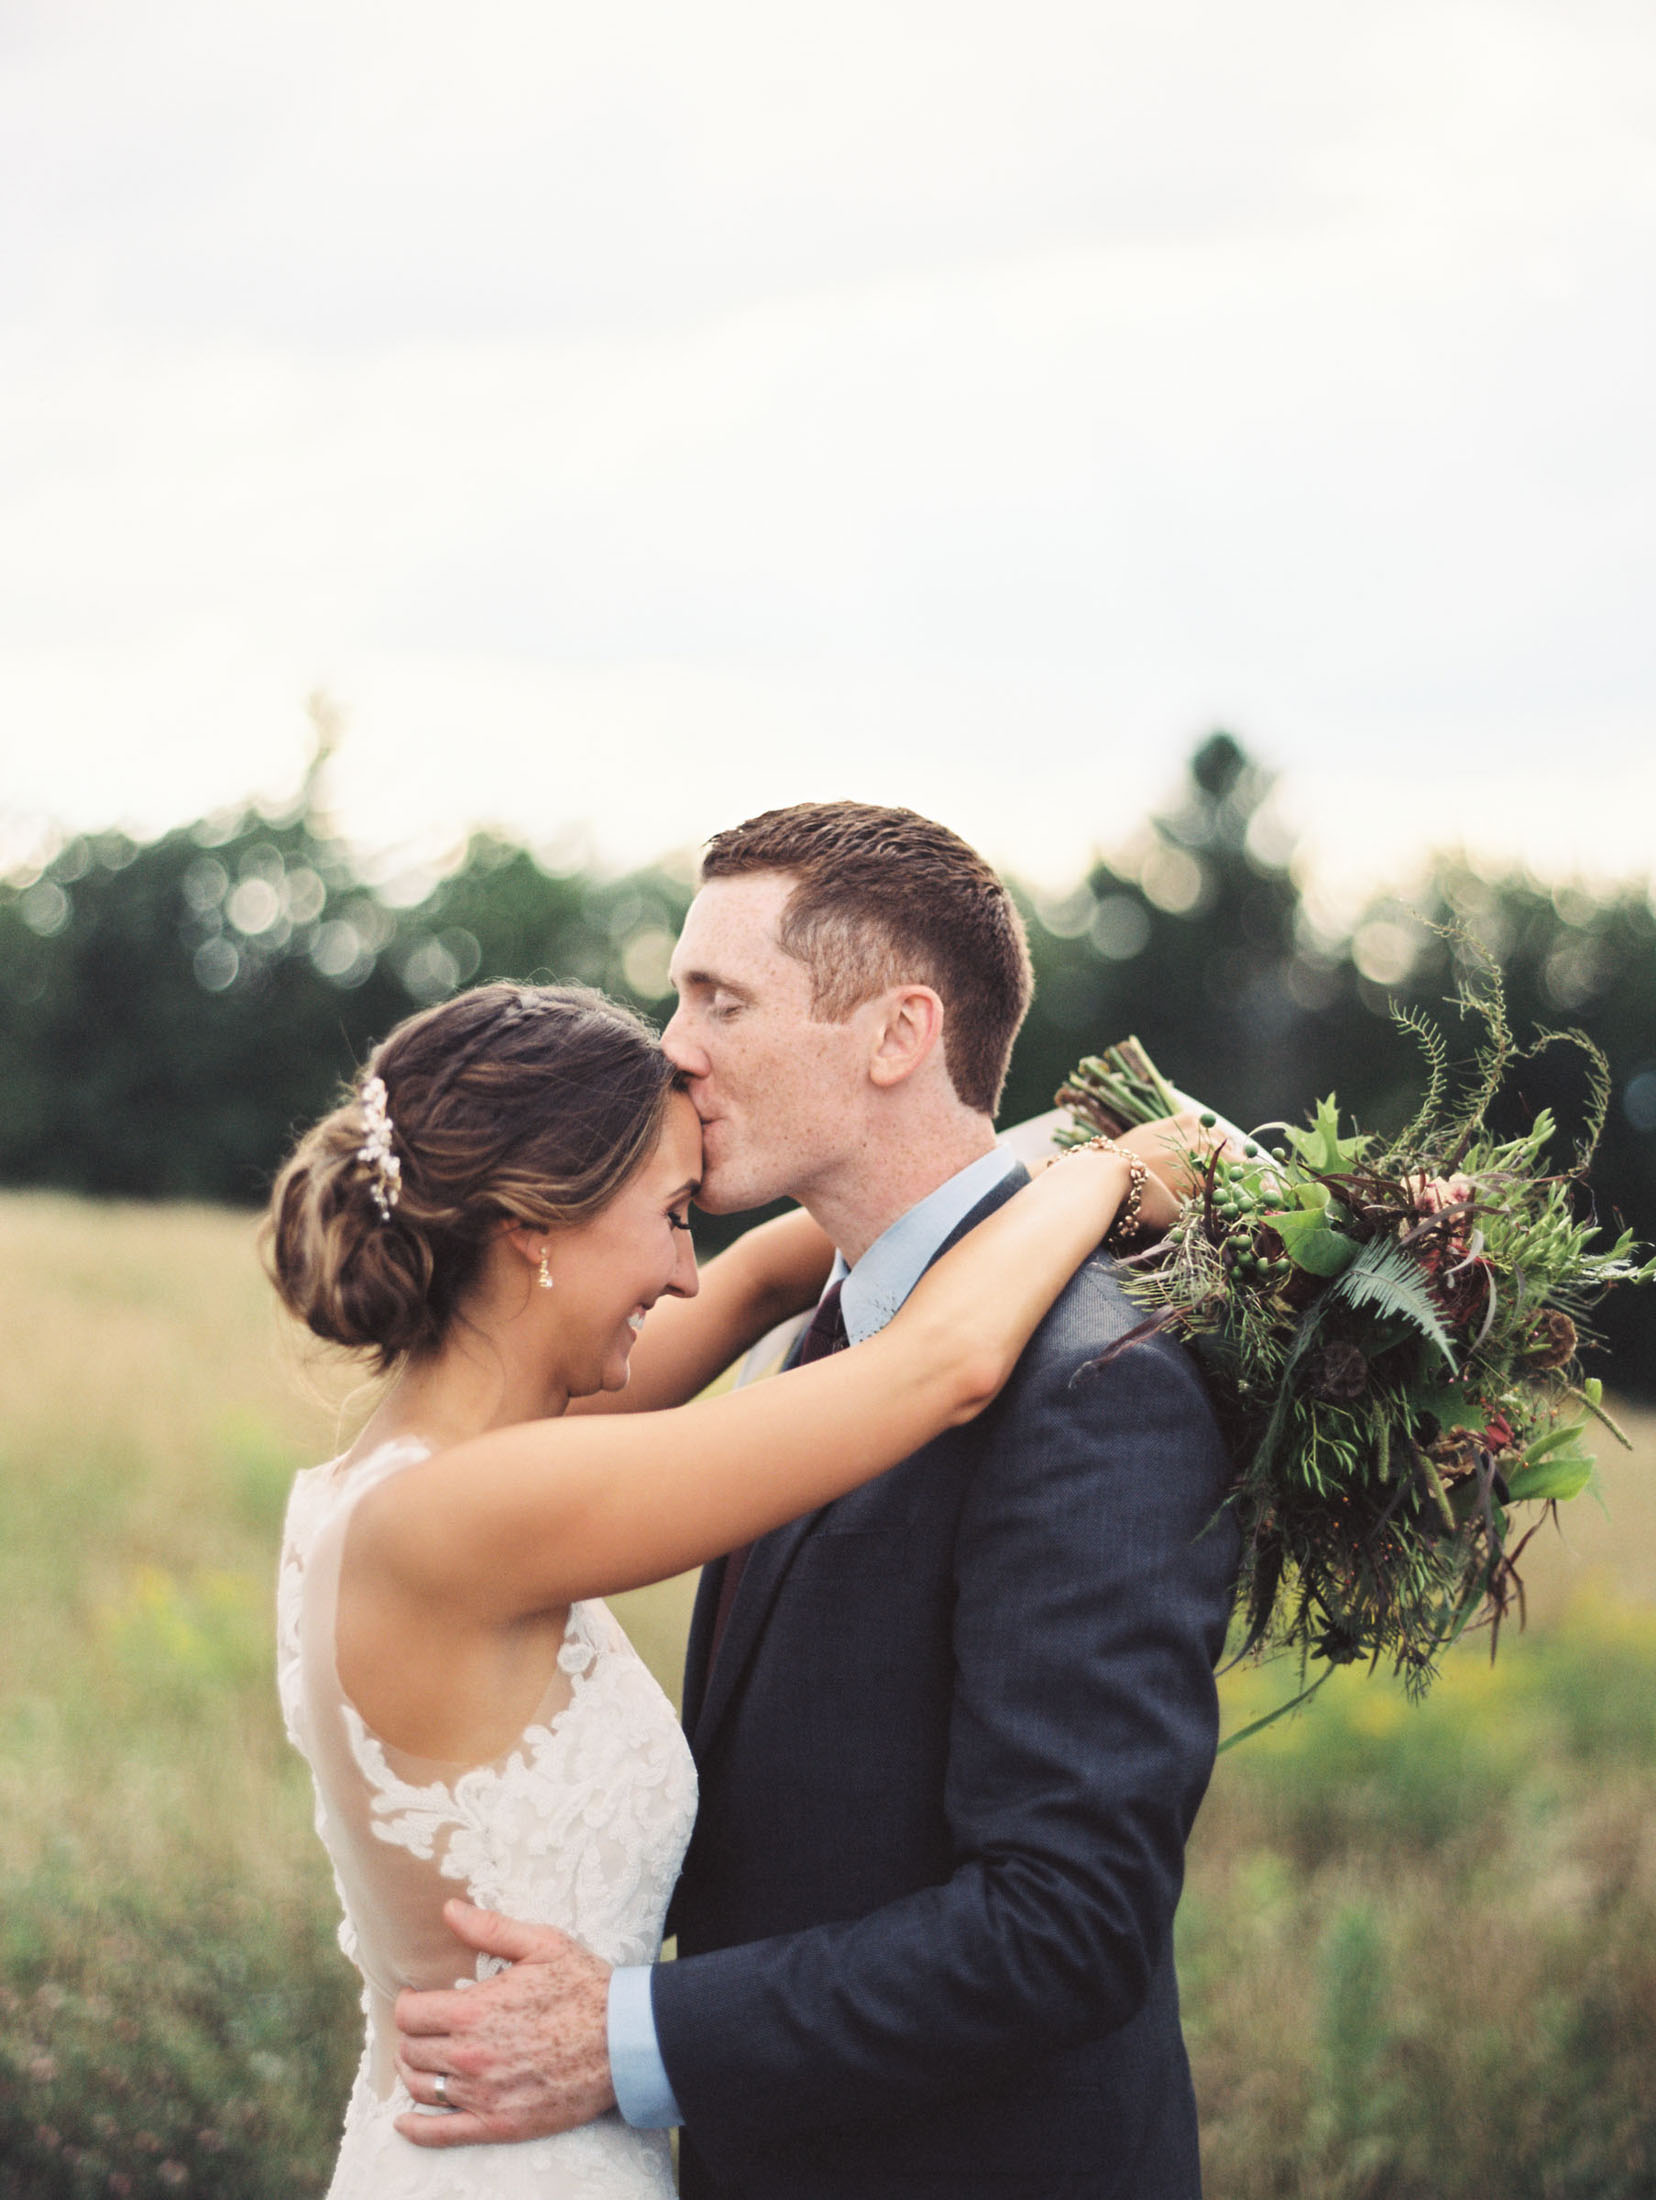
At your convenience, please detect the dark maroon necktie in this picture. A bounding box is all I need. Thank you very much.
[706,1279,848,1672]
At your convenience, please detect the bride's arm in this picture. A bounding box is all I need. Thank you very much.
[349,1145,1139,1618]
[571,1102,1224,1422]
[565,1206,834,1418]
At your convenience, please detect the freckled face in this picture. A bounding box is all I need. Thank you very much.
[543,1091,702,1394]
[660,874,871,1214]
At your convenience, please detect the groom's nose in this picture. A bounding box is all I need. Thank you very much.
[660,1004,707,1079]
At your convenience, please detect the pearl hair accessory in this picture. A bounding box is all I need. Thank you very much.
[538,1244,555,1291]
[356,1075,402,1221]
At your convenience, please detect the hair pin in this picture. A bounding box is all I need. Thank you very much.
[357,1074,402,1220]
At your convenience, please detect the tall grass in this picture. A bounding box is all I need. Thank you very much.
[1185,1598,1656,2198]
[1,1191,1652,2195]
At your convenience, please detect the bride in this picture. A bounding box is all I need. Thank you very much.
[268,979,1196,2198]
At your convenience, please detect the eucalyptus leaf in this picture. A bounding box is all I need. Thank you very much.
[1506,1452,1595,1504]
[1264,1197,1346,1250]
[1287,1228,1360,1277]
[1520,1418,1587,1463]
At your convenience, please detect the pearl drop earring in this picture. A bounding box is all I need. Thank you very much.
[537,1245,555,1291]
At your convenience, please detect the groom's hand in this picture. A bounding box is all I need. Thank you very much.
[393,1899,616,2147]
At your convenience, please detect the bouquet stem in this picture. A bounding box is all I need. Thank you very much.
[1056,1036,1186,1140]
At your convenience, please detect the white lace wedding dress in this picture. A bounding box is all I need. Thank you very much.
[277,1437,698,2199]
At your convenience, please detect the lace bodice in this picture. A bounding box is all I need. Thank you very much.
[277,1438,697,2199]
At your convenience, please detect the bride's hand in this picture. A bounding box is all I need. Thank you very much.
[1057,1110,1242,1236]
[1115,1112,1214,1234]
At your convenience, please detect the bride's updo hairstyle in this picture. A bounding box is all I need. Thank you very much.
[268,983,677,1370]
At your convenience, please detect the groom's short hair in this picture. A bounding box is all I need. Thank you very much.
[700,801,1033,1115]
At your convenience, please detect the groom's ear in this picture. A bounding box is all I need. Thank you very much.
[867,985,945,1090]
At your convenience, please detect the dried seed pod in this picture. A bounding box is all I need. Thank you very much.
[1312,1340,1370,1403]
[1524,1308,1578,1371]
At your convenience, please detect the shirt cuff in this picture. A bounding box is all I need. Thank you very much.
[607,1964,683,2129]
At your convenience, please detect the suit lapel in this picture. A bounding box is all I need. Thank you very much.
[681,1308,811,1741]
[686,1163,1031,1761]
[681,1562,722,1741]
[689,1499,827,1756]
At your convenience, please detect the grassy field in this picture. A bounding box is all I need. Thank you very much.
[2,1191,1653,2196]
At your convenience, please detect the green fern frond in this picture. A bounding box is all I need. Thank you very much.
[1389,999,1449,1154]
[1442,939,1513,1168]
[1330,1240,1458,1369]
[1517,1026,1613,1172]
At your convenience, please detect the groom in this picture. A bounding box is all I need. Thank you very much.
[395,801,1239,2197]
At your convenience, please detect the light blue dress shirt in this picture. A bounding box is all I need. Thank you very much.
[607,1145,1022,2129]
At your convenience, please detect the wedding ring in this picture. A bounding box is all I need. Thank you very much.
[434,2071,450,2109]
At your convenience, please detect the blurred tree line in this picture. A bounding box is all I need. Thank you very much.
[4,724,1653,1387]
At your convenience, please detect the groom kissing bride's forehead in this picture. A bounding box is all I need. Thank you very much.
[662,801,1034,1242]
[399,798,1240,2200]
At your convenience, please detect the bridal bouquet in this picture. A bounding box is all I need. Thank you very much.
[1058,963,1654,1720]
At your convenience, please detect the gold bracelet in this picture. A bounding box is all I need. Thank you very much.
[1063,1135,1148,1244]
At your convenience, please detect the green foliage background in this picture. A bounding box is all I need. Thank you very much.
[4,726,1653,1380]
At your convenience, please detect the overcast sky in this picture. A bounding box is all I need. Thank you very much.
[3,0,1653,914]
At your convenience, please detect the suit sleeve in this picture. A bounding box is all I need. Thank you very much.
[649,1263,1240,2160]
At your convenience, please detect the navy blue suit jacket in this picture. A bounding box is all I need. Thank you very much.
[653,1174,1239,2199]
